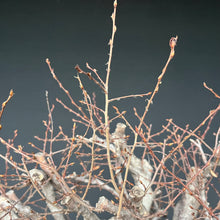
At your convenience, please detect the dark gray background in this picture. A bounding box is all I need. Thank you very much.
[0,0,220,217]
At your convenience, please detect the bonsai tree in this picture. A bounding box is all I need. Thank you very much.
[0,1,219,219]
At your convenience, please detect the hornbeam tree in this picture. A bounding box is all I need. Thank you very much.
[0,1,220,219]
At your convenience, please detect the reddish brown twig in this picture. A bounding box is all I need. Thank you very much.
[203,82,220,99]
[0,89,14,130]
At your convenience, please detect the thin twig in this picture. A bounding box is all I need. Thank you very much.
[105,0,120,195]
[75,64,106,93]
[203,82,220,99]
[0,89,14,130]
[86,62,105,86]
[109,92,152,103]
[117,36,178,217]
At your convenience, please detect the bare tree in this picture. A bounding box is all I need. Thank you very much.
[0,1,220,219]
